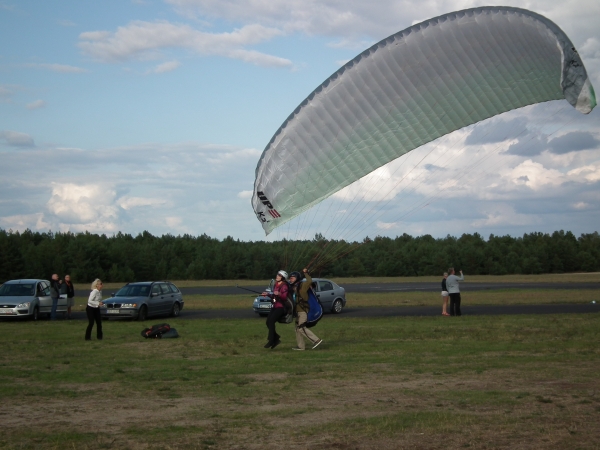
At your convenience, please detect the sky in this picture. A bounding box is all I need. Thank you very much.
[1,0,599,243]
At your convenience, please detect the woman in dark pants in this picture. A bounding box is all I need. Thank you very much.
[85,278,104,340]
[263,270,289,349]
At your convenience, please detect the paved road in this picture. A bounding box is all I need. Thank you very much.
[60,281,600,322]
[52,302,600,322]
[75,281,600,298]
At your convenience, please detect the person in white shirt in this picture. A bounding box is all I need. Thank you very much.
[446,268,464,316]
[85,278,104,340]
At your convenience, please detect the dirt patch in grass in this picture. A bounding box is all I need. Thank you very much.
[2,366,599,449]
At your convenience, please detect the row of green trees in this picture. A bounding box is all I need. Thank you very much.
[1,228,599,283]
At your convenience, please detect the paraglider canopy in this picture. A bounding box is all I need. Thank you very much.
[252,6,596,235]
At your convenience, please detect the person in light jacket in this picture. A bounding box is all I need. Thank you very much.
[290,268,322,351]
[446,268,464,316]
[85,279,104,341]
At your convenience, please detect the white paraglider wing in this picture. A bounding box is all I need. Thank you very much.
[252,6,596,235]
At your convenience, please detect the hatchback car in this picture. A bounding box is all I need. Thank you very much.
[253,277,346,316]
[0,279,67,320]
[101,281,184,321]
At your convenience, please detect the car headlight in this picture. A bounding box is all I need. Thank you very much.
[17,302,30,308]
[120,303,138,308]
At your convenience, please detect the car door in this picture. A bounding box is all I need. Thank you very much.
[159,283,175,314]
[317,280,335,310]
[37,281,52,313]
[148,283,163,316]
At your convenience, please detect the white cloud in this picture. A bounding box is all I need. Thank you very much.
[27,63,88,73]
[376,221,399,230]
[165,216,182,227]
[471,205,535,228]
[0,130,35,147]
[572,201,589,209]
[567,164,600,182]
[118,196,167,210]
[47,183,119,224]
[26,99,46,110]
[165,0,600,50]
[508,160,564,190]
[237,190,253,199]
[78,20,292,67]
[0,213,51,231]
[150,60,181,73]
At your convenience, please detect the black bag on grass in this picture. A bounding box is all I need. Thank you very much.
[158,328,179,339]
[141,323,171,338]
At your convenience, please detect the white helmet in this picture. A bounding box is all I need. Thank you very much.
[277,270,288,280]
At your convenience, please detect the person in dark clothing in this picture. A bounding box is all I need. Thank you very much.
[49,274,62,321]
[61,274,75,319]
[441,272,449,316]
[262,270,289,349]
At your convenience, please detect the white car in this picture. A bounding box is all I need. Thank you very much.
[0,279,67,320]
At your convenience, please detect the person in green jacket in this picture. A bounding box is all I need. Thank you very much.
[289,268,322,351]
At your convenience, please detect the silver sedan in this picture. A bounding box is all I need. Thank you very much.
[0,279,67,320]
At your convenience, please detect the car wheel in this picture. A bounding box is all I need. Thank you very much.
[137,305,148,321]
[171,302,181,317]
[32,306,39,321]
[332,299,343,314]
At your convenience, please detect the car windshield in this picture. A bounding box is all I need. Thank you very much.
[0,283,35,296]
[115,285,150,297]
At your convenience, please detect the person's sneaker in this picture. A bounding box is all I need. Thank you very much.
[264,342,272,348]
[291,347,304,351]
[271,340,281,349]
[312,339,323,349]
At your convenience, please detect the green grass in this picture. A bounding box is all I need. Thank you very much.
[1,313,599,448]
[81,271,600,291]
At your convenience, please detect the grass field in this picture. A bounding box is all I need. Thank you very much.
[1,312,599,449]
[88,272,600,291]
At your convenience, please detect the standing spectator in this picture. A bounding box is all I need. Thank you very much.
[49,274,62,321]
[262,270,289,349]
[290,268,322,351]
[62,274,75,319]
[446,267,464,316]
[85,279,104,341]
[441,272,450,316]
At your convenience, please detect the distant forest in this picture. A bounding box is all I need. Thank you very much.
[1,228,599,283]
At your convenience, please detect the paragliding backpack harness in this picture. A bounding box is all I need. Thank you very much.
[141,323,179,339]
[305,286,323,328]
[277,282,295,324]
[295,283,323,329]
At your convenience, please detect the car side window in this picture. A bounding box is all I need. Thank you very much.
[319,281,333,292]
[159,284,171,294]
[168,283,180,293]
[41,281,51,296]
[151,284,161,296]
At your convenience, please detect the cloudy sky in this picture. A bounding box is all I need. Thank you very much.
[1,0,599,242]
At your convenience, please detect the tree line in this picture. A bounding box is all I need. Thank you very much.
[0,228,599,283]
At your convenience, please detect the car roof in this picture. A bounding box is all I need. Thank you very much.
[123,281,173,286]
[3,279,47,284]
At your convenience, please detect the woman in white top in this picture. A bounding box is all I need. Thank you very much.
[85,278,104,341]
